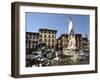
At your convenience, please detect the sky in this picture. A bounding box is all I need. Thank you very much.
[26,12,89,39]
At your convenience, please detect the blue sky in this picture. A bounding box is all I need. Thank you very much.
[26,12,89,39]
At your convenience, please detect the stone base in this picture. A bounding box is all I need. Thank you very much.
[63,48,86,62]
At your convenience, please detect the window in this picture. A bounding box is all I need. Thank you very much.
[33,36,35,39]
[39,39,42,42]
[44,39,47,42]
[48,35,50,38]
[48,39,50,42]
[40,35,42,37]
[32,45,34,48]
[52,35,54,38]
[52,39,54,42]
[44,35,46,37]
[32,41,35,43]
[30,36,31,39]
[36,36,38,39]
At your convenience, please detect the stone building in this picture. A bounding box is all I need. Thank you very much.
[57,33,88,50]
[39,28,57,48]
[74,34,83,49]
[57,34,69,50]
[82,37,89,56]
[26,32,39,49]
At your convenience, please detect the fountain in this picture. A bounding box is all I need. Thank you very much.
[64,17,85,62]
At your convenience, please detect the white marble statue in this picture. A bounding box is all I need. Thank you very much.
[68,17,74,34]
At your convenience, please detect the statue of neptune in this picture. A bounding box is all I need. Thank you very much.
[68,17,74,34]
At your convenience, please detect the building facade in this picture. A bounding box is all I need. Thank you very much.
[57,33,89,50]
[75,34,83,49]
[26,32,39,49]
[26,28,57,50]
[26,31,89,52]
[82,37,89,56]
[39,29,57,48]
[57,34,69,50]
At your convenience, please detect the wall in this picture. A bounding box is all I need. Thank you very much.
[0,0,100,80]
